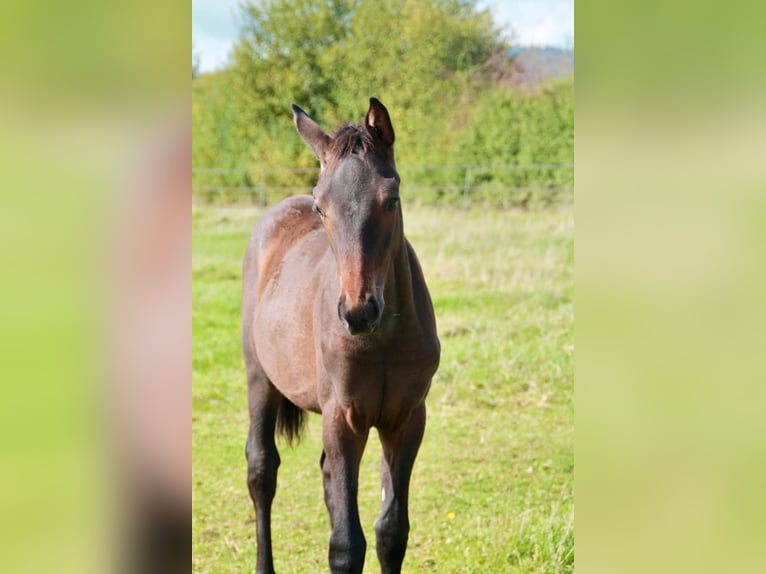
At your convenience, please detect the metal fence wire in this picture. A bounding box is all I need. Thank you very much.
[192,164,573,209]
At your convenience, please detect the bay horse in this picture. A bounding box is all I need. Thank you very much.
[241,98,440,574]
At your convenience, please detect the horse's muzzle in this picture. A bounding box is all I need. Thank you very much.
[338,293,382,336]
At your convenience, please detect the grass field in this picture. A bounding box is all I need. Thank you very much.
[192,204,574,573]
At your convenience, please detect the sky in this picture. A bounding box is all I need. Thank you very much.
[192,0,574,73]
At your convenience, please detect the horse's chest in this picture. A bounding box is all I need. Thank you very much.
[321,344,437,430]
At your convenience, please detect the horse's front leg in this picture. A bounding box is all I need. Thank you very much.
[322,405,369,574]
[375,404,426,574]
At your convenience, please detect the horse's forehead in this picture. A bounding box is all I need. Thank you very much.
[328,157,381,201]
[335,156,370,182]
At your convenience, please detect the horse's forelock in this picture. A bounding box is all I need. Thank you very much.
[324,124,376,172]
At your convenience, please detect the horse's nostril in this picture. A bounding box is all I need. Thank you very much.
[338,293,381,335]
[364,295,380,322]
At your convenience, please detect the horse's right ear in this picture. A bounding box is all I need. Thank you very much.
[365,97,395,147]
[292,104,331,167]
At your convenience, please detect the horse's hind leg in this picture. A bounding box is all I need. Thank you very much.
[245,363,281,574]
[375,404,426,574]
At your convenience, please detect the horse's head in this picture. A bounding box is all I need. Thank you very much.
[292,98,401,337]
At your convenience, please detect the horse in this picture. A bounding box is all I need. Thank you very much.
[242,97,440,574]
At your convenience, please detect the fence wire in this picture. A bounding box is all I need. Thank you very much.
[192,164,573,209]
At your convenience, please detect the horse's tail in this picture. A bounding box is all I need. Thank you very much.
[276,396,306,446]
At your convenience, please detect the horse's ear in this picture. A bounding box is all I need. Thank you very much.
[365,97,395,147]
[292,104,331,166]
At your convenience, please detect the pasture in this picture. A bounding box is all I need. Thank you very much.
[192,204,574,573]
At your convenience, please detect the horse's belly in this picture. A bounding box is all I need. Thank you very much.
[251,271,322,412]
[252,309,320,411]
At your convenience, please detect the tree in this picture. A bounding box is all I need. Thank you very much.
[228,0,504,169]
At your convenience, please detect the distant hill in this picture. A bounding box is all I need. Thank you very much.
[485,46,574,90]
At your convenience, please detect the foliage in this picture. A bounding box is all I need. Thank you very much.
[192,69,254,191]
[192,204,574,573]
[192,0,574,205]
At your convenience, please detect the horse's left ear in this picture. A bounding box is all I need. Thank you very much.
[365,97,395,147]
[292,103,331,166]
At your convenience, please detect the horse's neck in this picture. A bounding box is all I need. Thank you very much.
[383,233,418,331]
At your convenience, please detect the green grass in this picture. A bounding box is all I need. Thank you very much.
[192,204,573,573]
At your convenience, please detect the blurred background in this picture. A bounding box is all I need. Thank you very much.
[0,1,189,573]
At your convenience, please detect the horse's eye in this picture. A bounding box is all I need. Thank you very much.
[384,197,400,213]
[313,203,325,218]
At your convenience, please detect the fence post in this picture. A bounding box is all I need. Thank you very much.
[259,169,266,208]
[463,166,472,210]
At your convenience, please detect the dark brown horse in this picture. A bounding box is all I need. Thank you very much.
[241,98,440,573]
